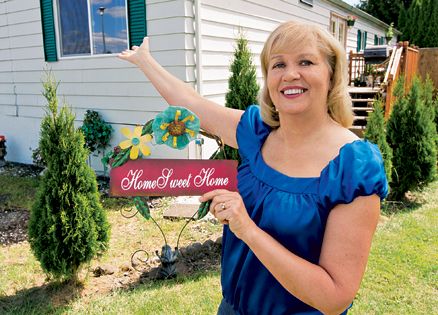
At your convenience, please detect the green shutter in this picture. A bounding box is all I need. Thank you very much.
[374,34,378,45]
[39,0,57,62]
[128,0,147,48]
[363,31,368,49]
[380,36,385,45]
[357,30,362,52]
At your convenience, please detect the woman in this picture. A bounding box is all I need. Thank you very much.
[118,21,388,315]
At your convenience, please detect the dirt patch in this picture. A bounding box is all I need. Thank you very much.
[0,207,29,245]
[83,237,222,297]
[0,162,43,178]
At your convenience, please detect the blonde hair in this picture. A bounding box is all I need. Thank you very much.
[260,21,353,128]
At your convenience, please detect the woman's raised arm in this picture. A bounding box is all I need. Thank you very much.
[118,37,243,148]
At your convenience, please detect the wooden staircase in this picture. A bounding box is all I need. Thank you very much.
[348,87,380,137]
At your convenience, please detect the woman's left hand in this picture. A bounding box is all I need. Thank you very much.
[200,189,256,240]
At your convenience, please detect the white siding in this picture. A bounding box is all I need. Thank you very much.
[0,0,196,167]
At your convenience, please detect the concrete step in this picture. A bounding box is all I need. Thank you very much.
[351,98,375,102]
[353,107,374,111]
[353,116,368,121]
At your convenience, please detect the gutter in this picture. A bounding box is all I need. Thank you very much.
[326,0,402,35]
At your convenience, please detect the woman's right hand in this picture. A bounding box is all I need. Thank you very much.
[118,37,151,66]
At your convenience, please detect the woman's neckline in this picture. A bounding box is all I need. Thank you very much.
[258,137,363,180]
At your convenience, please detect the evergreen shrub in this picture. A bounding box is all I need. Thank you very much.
[364,98,393,184]
[28,73,110,281]
[214,33,259,161]
[386,76,437,200]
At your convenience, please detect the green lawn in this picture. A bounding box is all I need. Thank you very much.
[0,172,437,314]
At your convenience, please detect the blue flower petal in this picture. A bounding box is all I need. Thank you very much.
[152,106,200,149]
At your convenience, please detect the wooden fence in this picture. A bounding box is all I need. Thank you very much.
[418,48,438,90]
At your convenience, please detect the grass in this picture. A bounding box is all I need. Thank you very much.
[1,171,437,314]
[351,182,438,314]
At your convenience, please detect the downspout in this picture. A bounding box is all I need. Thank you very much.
[193,0,204,159]
[194,0,203,96]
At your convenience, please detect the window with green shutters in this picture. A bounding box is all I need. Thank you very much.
[40,0,146,61]
[356,30,368,52]
[374,34,378,45]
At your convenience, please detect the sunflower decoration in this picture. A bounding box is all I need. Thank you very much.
[118,125,152,159]
[152,106,200,149]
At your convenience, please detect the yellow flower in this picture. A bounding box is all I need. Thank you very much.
[118,126,152,160]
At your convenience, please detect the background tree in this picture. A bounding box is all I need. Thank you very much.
[358,0,410,26]
[386,76,437,200]
[398,0,438,47]
[28,73,110,281]
[364,98,393,184]
[213,32,259,161]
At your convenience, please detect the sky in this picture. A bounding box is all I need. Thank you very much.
[343,0,361,6]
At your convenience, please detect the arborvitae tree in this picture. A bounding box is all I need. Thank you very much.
[364,98,393,184]
[424,0,438,47]
[399,0,438,47]
[386,76,437,200]
[214,32,259,161]
[397,5,408,40]
[422,75,438,156]
[28,73,110,281]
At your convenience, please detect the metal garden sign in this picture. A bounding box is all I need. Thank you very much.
[103,106,237,278]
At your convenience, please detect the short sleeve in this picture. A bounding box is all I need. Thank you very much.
[319,140,389,209]
[236,105,271,161]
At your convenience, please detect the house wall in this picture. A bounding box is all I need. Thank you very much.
[0,0,195,170]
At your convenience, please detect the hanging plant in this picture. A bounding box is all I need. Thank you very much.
[346,15,357,27]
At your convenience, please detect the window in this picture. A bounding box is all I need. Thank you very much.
[330,14,347,48]
[40,0,146,61]
[356,30,367,52]
[374,34,378,45]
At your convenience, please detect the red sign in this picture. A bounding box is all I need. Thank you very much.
[110,159,238,196]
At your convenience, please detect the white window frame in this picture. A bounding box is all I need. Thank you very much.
[53,0,129,59]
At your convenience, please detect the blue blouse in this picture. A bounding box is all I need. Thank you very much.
[220,105,388,315]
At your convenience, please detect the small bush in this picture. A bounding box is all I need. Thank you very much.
[80,110,113,153]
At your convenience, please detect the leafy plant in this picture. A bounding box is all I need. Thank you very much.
[28,72,110,281]
[80,110,113,153]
